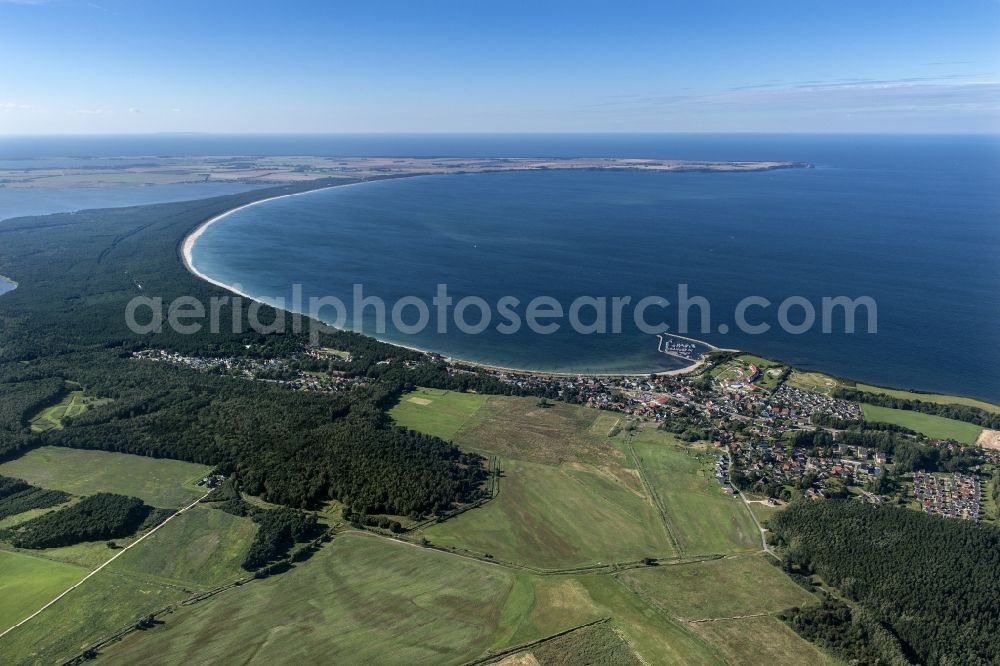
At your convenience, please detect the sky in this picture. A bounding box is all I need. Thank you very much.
[1,0,998,134]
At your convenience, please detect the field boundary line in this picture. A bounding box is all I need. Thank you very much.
[462,617,612,665]
[625,431,683,554]
[610,575,730,665]
[686,612,771,624]
[0,490,210,640]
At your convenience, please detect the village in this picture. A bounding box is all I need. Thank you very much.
[133,344,995,518]
[912,471,983,521]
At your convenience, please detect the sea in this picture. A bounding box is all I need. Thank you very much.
[3,134,998,400]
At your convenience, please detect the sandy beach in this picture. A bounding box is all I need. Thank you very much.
[179,179,712,378]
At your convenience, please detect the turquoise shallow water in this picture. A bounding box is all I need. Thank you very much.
[183,136,995,400]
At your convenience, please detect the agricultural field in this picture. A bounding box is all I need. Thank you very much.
[0,447,211,509]
[0,568,188,664]
[689,615,841,666]
[448,394,627,466]
[97,533,732,666]
[629,429,759,555]
[0,550,86,632]
[617,556,835,666]
[107,505,256,589]
[97,534,598,665]
[860,404,983,444]
[507,622,642,666]
[394,391,674,568]
[28,390,113,433]
[388,387,490,441]
[855,383,1000,413]
[618,555,816,620]
[423,455,675,569]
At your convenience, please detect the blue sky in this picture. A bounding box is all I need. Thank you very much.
[1,0,998,133]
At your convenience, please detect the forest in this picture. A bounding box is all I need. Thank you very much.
[1,493,153,549]
[203,482,321,570]
[0,181,523,518]
[769,500,1000,666]
[0,474,70,521]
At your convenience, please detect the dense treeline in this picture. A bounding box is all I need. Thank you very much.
[769,500,1000,665]
[2,493,153,548]
[835,388,1000,429]
[209,494,319,570]
[0,474,71,521]
[0,377,67,432]
[779,599,911,666]
[795,420,976,473]
[0,182,522,518]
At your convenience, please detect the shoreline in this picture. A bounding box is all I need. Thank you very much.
[180,177,714,378]
[177,173,994,395]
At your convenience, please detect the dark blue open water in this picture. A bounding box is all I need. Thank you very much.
[70,134,997,401]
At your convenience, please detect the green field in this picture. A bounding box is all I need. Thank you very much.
[28,390,113,433]
[108,505,256,589]
[388,387,490,441]
[617,556,834,666]
[423,456,676,568]
[856,384,1000,413]
[630,430,759,555]
[690,615,841,666]
[619,555,816,620]
[394,391,675,568]
[449,394,627,466]
[0,447,211,508]
[97,533,731,665]
[98,534,600,665]
[0,550,86,633]
[0,568,187,665]
[860,404,983,444]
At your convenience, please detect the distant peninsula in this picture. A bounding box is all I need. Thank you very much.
[0,156,812,190]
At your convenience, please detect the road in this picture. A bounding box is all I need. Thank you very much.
[724,446,778,560]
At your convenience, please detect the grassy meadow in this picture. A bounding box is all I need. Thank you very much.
[388,387,490,441]
[0,550,87,632]
[423,455,675,568]
[28,390,113,433]
[689,615,842,666]
[629,430,759,555]
[860,404,982,443]
[0,447,210,508]
[0,569,188,664]
[107,505,256,589]
[98,534,595,665]
[618,555,815,620]
[1,387,843,665]
[396,391,675,568]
